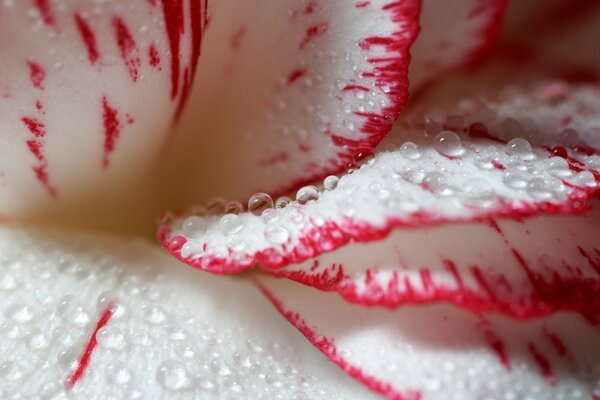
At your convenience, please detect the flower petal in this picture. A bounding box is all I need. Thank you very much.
[160,0,506,204]
[256,275,600,400]
[0,227,378,399]
[265,202,600,319]
[159,83,600,275]
[0,0,206,231]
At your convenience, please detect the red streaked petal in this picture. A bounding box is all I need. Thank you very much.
[0,227,379,399]
[257,275,600,400]
[160,0,506,207]
[159,83,600,275]
[162,0,419,204]
[0,0,206,231]
[264,202,600,319]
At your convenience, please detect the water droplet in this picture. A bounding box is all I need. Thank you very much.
[572,170,596,187]
[505,138,534,159]
[434,131,463,157]
[261,208,279,224]
[296,186,319,204]
[4,301,33,323]
[264,226,290,244]
[503,171,528,189]
[97,327,126,350]
[156,361,190,391]
[248,193,273,215]
[275,196,292,209]
[423,172,452,195]
[25,328,49,350]
[57,295,88,325]
[547,157,572,177]
[527,178,553,200]
[219,214,244,235]
[587,155,600,170]
[182,216,207,238]
[399,142,421,159]
[323,176,339,191]
[106,362,131,385]
[141,303,166,324]
[226,201,244,215]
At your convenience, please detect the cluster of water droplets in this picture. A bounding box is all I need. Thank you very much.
[0,229,338,400]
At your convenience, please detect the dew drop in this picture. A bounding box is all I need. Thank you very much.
[275,196,292,209]
[219,214,244,235]
[264,226,290,244]
[434,131,463,157]
[182,216,207,238]
[296,186,319,204]
[573,170,596,187]
[57,295,88,325]
[527,178,553,200]
[97,327,126,350]
[248,193,273,215]
[323,176,339,191]
[399,142,421,160]
[503,171,528,189]
[156,361,191,391]
[505,138,534,160]
[226,201,244,215]
[547,157,572,177]
[587,155,600,170]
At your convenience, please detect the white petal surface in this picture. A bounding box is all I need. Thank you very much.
[257,276,600,400]
[0,228,378,399]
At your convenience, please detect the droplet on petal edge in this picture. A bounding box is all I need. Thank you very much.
[159,83,600,277]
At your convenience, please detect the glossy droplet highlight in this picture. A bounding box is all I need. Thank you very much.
[182,216,207,238]
[434,131,463,157]
[219,214,244,235]
[323,176,339,191]
[157,361,191,391]
[505,138,534,160]
[296,186,319,205]
[264,226,290,244]
[248,193,273,215]
[399,142,421,160]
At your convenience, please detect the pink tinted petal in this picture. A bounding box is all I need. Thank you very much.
[0,1,206,231]
[257,275,600,400]
[0,227,379,399]
[159,83,600,274]
[160,0,506,207]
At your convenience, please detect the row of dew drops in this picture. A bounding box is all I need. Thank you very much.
[182,114,600,247]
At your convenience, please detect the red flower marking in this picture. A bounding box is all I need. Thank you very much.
[65,304,116,389]
[75,13,100,65]
[34,0,55,26]
[21,117,56,197]
[299,23,328,49]
[27,62,46,90]
[102,97,122,169]
[112,16,141,82]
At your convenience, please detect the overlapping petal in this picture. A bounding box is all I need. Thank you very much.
[257,275,600,400]
[160,0,507,206]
